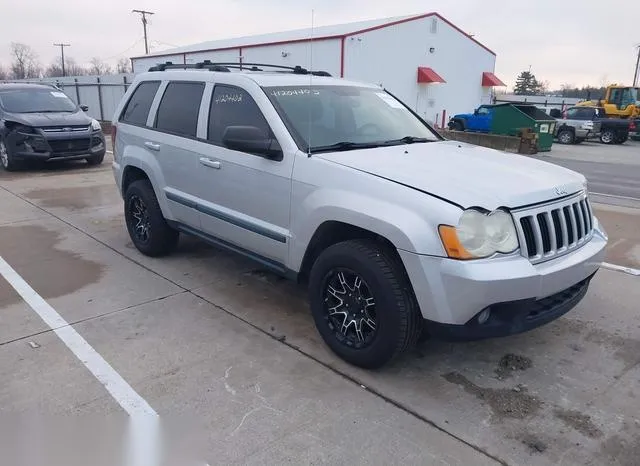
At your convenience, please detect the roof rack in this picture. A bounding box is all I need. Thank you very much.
[0,81,60,89]
[148,60,332,76]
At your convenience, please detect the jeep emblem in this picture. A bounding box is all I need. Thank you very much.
[554,187,568,196]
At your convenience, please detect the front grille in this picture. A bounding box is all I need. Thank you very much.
[513,192,593,263]
[48,138,91,154]
[42,126,90,133]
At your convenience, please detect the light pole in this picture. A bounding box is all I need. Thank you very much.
[132,10,154,54]
[53,43,70,76]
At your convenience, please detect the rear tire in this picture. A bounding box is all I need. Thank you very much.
[308,239,422,369]
[86,153,105,166]
[557,129,575,144]
[600,129,615,144]
[124,179,179,257]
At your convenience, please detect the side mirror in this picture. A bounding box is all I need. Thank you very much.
[80,105,89,112]
[222,125,282,160]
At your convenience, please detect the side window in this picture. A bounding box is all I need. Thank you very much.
[565,108,578,119]
[609,88,622,104]
[208,85,272,145]
[155,82,205,137]
[120,81,160,126]
[573,108,592,120]
[477,107,490,115]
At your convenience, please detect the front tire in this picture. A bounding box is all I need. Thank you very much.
[0,139,22,172]
[124,179,179,257]
[86,153,105,166]
[308,240,421,369]
[449,120,464,131]
[557,129,575,144]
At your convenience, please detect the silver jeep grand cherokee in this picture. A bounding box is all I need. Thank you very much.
[111,62,607,369]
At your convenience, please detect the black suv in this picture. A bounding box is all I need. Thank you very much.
[0,83,106,171]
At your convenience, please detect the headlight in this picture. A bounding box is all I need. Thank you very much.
[91,119,102,131]
[439,209,519,259]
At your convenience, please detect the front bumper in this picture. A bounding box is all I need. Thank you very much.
[399,221,607,335]
[8,130,105,162]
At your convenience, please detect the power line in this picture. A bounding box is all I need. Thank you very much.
[132,9,154,55]
[53,43,70,76]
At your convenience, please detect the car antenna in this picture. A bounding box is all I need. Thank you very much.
[307,8,314,158]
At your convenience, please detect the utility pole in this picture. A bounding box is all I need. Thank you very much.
[634,45,640,87]
[53,43,70,76]
[132,9,154,54]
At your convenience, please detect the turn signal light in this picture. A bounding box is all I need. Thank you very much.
[438,225,473,260]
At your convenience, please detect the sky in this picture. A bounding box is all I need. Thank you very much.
[0,0,637,90]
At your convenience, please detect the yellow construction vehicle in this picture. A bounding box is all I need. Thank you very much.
[576,85,640,118]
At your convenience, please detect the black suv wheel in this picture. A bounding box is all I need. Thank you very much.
[86,153,105,166]
[308,239,421,369]
[124,179,179,256]
[0,139,21,171]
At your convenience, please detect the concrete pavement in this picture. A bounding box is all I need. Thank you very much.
[539,140,640,204]
[1,150,639,465]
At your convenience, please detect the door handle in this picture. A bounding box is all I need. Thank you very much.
[199,157,221,169]
[144,141,161,151]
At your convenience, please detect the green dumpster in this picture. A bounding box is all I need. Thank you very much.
[489,103,556,151]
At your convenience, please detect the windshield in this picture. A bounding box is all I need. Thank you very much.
[0,89,77,113]
[264,85,441,153]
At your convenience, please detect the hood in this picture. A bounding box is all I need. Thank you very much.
[453,113,474,120]
[316,140,586,210]
[5,110,92,128]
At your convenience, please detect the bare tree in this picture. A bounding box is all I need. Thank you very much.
[89,57,111,75]
[45,58,64,77]
[10,42,41,79]
[116,57,131,74]
[65,57,88,76]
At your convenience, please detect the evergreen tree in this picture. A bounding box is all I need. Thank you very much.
[514,70,543,95]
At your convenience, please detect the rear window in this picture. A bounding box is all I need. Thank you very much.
[155,82,205,138]
[120,81,160,126]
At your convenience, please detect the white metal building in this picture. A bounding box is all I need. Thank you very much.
[130,13,504,125]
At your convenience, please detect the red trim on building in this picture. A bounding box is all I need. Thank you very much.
[482,72,505,86]
[417,67,445,83]
[131,12,495,61]
[340,37,345,77]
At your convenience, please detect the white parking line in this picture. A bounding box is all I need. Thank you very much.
[602,262,640,276]
[0,256,157,417]
[0,255,163,465]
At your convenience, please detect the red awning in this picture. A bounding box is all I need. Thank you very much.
[417,67,446,84]
[482,72,506,87]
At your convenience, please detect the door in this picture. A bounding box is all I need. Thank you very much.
[148,80,206,228]
[467,106,492,132]
[196,84,293,268]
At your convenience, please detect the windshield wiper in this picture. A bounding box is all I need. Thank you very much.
[384,136,432,145]
[21,110,73,113]
[309,141,386,154]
